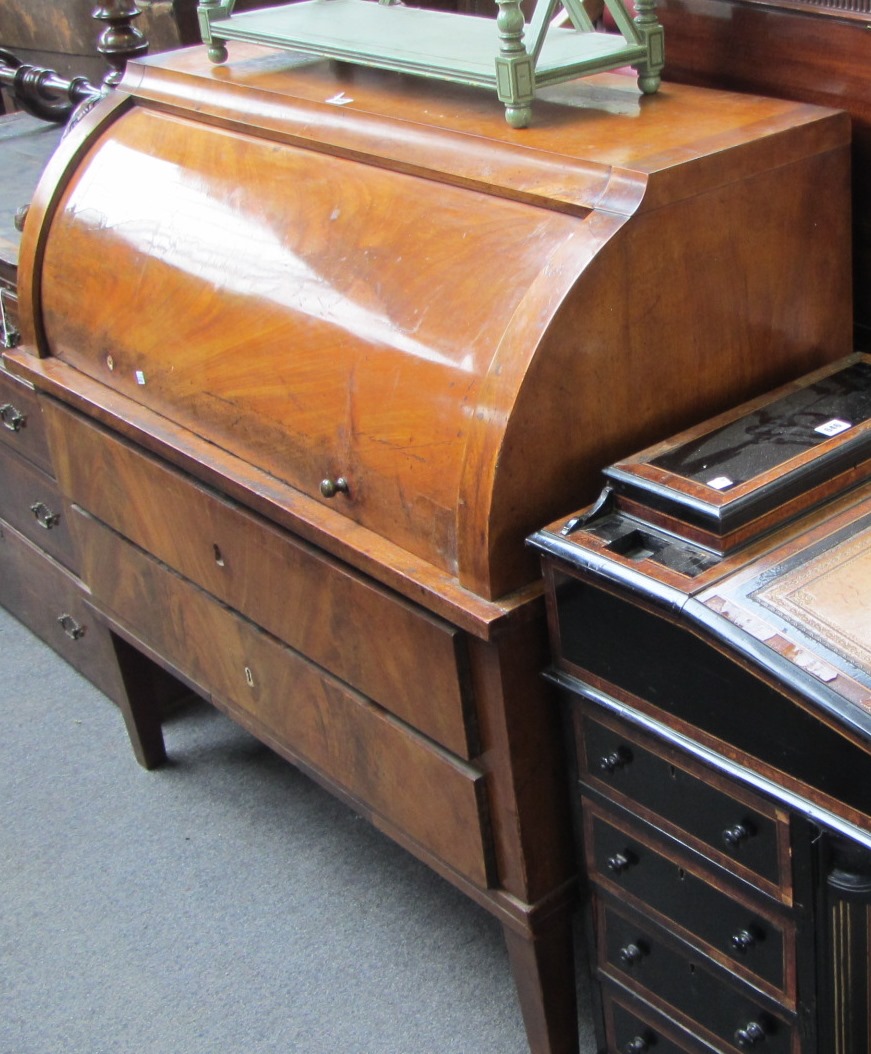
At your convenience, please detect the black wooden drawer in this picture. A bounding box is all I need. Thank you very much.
[599,900,796,1054]
[578,711,791,900]
[604,989,701,1054]
[0,367,52,474]
[585,803,792,1000]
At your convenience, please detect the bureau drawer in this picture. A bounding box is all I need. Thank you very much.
[604,989,702,1054]
[0,367,52,474]
[599,900,797,1054]
[0,444,77,571]
[44,400,475,757]
[585,804,793,1001]
[0,518,126,702]
[578,711,791,900]
[71,506,494,888]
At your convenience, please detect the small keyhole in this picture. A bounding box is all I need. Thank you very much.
[213,544,225,567]
[678,868,686,881]
[244,666,255,688]
[669,765,677,779]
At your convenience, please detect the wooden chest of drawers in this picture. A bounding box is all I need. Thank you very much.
[4,44,856,1054]
[532,355,871,1053]
[0,362,189,708]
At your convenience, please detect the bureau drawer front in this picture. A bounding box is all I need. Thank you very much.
[586,806,791,998]
[600,902,796,1054]
[72,507,493,888]
[0,518,125,700]
[0,445,77,570]
[0,368,52,473]
[44,400,475,757]
[604,990,699,1054]
[579,712,789,896]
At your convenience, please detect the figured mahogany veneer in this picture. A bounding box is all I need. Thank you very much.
[4,45,856,1054]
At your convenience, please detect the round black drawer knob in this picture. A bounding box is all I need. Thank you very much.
[618,942,646,967]
[624,1038,650,1054]
[599,747,632,774]
[606,851,634,875]
[722,822,753,849]
[734,1022,766,1048]
[731,929,757,954]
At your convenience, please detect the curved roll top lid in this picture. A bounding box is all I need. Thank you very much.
[32,103,597,595]
[17,50,853,599]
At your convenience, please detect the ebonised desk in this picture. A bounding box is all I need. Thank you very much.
[532,355,871,1053]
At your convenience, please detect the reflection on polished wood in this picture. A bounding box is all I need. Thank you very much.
[4,46,855,1054]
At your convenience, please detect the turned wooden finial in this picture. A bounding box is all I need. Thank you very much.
[92,0,149,89]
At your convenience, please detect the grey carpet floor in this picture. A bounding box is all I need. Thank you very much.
[0,604,597,1054]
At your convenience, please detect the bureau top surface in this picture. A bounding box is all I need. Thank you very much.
[123,42,848,211]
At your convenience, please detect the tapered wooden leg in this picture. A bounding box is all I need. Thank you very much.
[504,907,579,1054]
[110,632,167,769]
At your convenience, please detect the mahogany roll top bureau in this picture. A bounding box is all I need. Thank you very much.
[531,355,871,1053]
[2,42,855,1054]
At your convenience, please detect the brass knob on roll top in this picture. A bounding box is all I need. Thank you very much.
[320,477,349,499]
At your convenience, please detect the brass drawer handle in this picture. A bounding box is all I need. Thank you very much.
[320,476,349,499]
[734,1022,766,1048]
[30,501,60,529]
[1,402,25,431]
[58,614,85,640]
